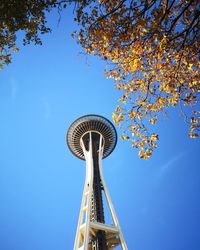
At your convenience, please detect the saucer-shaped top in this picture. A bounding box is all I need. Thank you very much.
[67,114,117,160]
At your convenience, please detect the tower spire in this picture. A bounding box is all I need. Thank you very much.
[67,115,128,250]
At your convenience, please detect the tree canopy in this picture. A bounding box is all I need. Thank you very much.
[1,0,199,158]
[73,0,200,158]
[0,0,68,68]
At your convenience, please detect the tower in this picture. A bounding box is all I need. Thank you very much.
[67,114,128,250]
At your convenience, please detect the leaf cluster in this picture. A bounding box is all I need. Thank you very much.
[0,0,69,68]
[73,0,200,158]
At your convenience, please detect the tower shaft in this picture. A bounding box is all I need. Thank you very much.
[73,132,127,250]
[90,133,107,249]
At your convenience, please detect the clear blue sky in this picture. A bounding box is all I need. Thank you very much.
[0,8,200,250]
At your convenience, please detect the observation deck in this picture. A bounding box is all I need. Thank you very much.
[66,114,117,160]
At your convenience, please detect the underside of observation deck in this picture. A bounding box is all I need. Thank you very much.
[67,114,117,160]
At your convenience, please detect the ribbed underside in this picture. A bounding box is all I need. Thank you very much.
[67,115,117,160]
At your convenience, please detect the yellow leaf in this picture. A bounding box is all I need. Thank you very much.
[165,86,170,94]
[191,117,198,124]
[118,97,126,104]
[112,113,117,119]
[189,133,198,138]
[138,148,152,159]
[188,63,193,70]
[155,63,162,69]
[121,135,126,140]
[157,97,165,105]
[144,72,150,78]
[115,105,121,113]
[113,113,124,123]
[130,58,139,72]
[151,134,159,142]
[121,135,130,140]
[129,110,136,118]
[150,115,157,125]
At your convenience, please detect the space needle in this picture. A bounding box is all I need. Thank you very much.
[67,114,127,250]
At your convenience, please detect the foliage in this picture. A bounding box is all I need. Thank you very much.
[1,0,199,159]
[0,0,68,69]
[73,0,200,158]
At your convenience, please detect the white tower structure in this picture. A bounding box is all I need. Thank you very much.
[67,115,128,250]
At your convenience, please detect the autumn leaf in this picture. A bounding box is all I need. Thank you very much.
[150,115,157,125]
[156,97,165,105]
[189,133,198,138]
[113,113,124,123]
[151,134,159,142]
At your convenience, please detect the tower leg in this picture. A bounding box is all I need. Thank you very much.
[73,133,94,250]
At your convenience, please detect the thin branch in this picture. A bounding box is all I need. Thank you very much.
[89,0,126,29]
[167,0,194,33]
